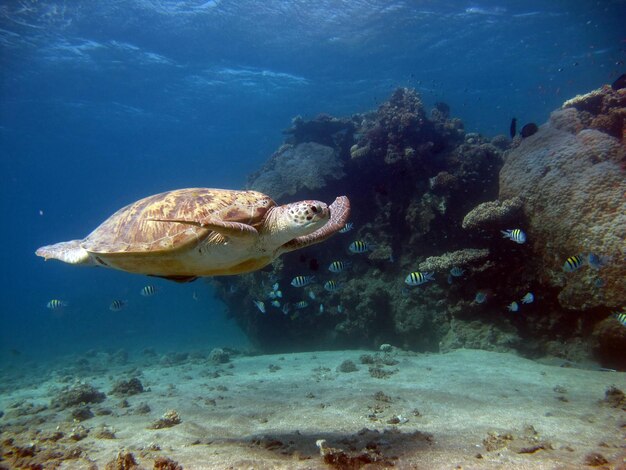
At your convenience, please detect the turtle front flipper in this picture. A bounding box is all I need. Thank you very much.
[36,240,95,265]
[147,218,259,240]
[280,196,351,253]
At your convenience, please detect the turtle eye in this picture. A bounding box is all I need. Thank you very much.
[311,205,319,213]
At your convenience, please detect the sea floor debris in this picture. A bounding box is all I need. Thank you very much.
[0,348,624,468]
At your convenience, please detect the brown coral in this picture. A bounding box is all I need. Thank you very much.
[500,106,626,310]
[418,248,490,272]
[462,197,523,230]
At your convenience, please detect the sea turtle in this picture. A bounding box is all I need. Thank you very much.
[36,188,350,282]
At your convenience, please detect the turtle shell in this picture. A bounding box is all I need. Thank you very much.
[82,188,275,254]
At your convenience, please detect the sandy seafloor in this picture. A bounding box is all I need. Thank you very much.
[1,348,625,469]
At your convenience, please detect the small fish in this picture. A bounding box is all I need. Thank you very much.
[47,299,68,310]
[337,305,344,314]
[275,290,283,298]
[339,222,354,233]
[474,291,488,304]
[109,300,127,312]
[501,229,526,244]
[272,282,279,291]
[328,260,352,273]
[349,240,373,254]
[268,291,277,299]
[450,267,465,277]
[405,271,435,286]
[507,301,519,312]
[252,300,266,313]
[281,303,290,315]
[308,290,316,300]
[270,300,281,308]
[192,291,198,301]
[593,278,606,288]
[563,255,584,273]
[319,304,324,313]
[324,280,342,292]
[294,300,309,309]
[291,275,315,287]
[520,122,538,138]
[509,117,517,138]
[140,285,157,297]
[587,253,609,270]
[228,284,238,294]
[521,292,534,304]
[613,311,626,327]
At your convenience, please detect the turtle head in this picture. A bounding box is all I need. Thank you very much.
[264,200,330,246]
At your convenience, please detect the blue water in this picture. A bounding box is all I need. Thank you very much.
[1,1,624,361]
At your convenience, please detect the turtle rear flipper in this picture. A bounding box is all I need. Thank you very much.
[36,240,95,265]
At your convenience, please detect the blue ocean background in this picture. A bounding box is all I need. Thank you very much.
[1,0,624,362]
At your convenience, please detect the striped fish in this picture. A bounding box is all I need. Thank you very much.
[328,260,351,273]
[291,275,315,288]
[294,300,309,309]
[324,280,342,292]
[349,240,373,254]
[563,255,584,273]
[140,285,157,296]
[449,267,465,277]
[47,299,68,310]
[338,222,354,233]
[501,229,526,244]
[109,300,127,312]
[613,312,626,327]
[404,271,435,286]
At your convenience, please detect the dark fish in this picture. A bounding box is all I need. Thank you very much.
[520,123,538,138]
[510,117,517,138]
[611,73,626,90]
[434,102,450,118]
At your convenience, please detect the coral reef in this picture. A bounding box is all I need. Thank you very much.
[500,85,626,311]
[561,85,626,141]
[211,84,624,369]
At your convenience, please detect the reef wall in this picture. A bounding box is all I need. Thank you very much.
[211,85,626,369]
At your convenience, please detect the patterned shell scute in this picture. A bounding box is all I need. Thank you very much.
[82,188,276,254]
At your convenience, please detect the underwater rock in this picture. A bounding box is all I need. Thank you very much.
[207,347,230,364]
[461,197,523,230]
[591,317,626,370]
[105,451,143,470]
[500,88,626,310]
[70,405,94,421]
[248,142,345,200]
[418,248,490,272]
[336,359,358,373]
[148,410,181,429]
[110,377,144,397]
[51,382,106,409]
[439,319,520,353]
[154,456,184,470]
